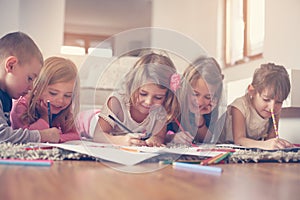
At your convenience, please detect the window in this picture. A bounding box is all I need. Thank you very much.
[61,33,112,57]
[225,0,265,66]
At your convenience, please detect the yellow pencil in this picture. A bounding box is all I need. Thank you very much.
[200,153,224,165]
[270,108,279,138]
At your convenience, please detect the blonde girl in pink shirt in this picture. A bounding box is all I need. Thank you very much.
[11,56,80,142]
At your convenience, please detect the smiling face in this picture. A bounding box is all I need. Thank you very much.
[41,80,75,115]
[132,83,167,116]
[5,57,42,99]
[188,78,218,115]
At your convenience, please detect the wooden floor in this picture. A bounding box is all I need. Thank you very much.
[0,160,299,200]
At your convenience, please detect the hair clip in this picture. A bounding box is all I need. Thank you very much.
[170,73,181,92]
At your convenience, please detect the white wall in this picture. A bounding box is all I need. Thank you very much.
[264,0,300,69]
[0,0,20,34]
[0,0,65,59]
[151,0,220,60]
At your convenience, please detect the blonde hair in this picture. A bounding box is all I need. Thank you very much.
[22,56,80,133]
[0,31,43,67]
[251,63,290,102]
[179,56,224,135]
[121,52,180,123]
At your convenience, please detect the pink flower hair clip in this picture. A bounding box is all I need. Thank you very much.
[170,73,181,92]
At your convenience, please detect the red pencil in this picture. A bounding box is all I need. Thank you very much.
[174,118,197,147]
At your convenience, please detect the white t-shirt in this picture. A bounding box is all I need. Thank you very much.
[98,91,168,136]
[219,95,270,143]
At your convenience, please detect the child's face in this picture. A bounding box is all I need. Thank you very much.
[189,78,217,115]
[251,89,283,119]
[41,80,75,115]
[133,83,167,115]
[6,57,41,99]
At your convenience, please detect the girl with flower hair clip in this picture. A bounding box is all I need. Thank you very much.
[93,51,180,146]
[166,56,224,145]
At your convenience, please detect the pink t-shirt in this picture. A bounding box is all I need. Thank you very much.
[11,96,80,143]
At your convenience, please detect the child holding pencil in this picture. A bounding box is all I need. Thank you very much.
[92,51,180,146]
[11,56,80,143]
[219,63,294,150]
[166,56,224,145]
[0,31,60,143]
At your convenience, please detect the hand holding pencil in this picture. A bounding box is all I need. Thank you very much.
[174,118,196,146]
[107,115,147,146]
[266,108,294,149]
[39,128,61,143]
[35,99,52,128]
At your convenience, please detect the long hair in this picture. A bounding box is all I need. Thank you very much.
[120,52,180,123]
[178,56,224,137]
[22,56,80,133]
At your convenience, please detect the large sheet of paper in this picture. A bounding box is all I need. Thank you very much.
[42,140,232,166]
[44,140,158,166]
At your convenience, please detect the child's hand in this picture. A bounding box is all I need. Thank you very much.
[39,128,61,143]
[108,133,147,146]
[265,138,295,150]
[145,136,165,147]
[171,131,194,145]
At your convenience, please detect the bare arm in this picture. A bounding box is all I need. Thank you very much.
[232,106,269,148]
[232,107,293,150]
[93,97,147,146]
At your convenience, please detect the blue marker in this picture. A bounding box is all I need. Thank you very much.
[0,159,53,167]
[47,100,52,128]
[172,162,223,174]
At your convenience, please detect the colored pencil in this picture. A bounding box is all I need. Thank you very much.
[172,162,223,174]
[201,153,224,165]
[108,115,133,133]
[47,100,52,128]
[270,108,279,138]
[0,159,53,167]
[213,152,232,164]
[174,118,197,147]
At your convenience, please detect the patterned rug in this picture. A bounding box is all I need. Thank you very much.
[1,142,299,164]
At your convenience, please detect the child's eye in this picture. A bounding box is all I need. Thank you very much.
[192,92,200,97]
[64,94,72,98]
[27,76,33,82]
[49,91,57,96]
[204,95,212,100]
[139,92,147,96]
[154,96,164,100]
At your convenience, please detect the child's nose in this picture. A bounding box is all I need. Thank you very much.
[55,96,65,105]
[268,100,275,110]
[197,97,206,106]
[144,96,153,105]
[28,83,34,91]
